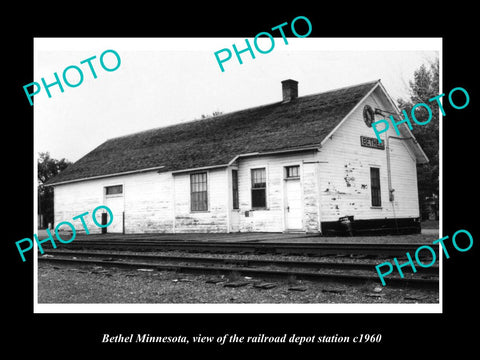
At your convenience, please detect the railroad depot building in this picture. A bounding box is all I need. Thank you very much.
[46,79,428,235]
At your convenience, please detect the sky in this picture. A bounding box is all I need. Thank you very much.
[34,38,441,163]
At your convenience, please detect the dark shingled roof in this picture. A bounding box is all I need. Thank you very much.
[47,80,378,185]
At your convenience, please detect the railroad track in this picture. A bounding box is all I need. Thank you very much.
[42,239,438,258]
[38,249,439,289]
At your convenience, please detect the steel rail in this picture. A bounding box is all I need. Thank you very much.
[40,249,439,274]
[38,253,439,289]
[43,240,437,257]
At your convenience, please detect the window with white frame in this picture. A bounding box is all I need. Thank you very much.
[191,172,208,211]
[105,185,123,196]
[285,165,300,179]
[251,168,266,209]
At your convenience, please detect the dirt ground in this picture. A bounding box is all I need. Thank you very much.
[37,262,439,305]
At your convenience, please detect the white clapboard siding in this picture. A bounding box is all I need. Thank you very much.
[235,151,320,233]
[317,87,420,222]
[173,168,229,233]
[54,180,105,234]
[124,171,174,233]
[54,171,174,234]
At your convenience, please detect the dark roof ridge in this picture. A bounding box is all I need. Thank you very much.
[302,79,380,99]
[105,79,381,143]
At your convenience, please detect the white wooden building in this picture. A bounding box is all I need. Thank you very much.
[46,79,428,235]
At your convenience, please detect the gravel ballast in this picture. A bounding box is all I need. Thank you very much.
[37,262,439,304]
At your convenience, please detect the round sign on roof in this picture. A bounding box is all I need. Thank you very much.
[363,105,375,127]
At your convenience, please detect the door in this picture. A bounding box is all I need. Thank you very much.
[104,195,124,233]
[104,185,124,233]
[285,178,303,230]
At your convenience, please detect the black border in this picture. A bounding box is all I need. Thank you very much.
[7,5,477,355]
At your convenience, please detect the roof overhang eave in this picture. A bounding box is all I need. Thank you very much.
[45,166,166,187]
[228,145,322,165]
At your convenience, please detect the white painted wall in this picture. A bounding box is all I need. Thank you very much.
[54,171,174,234]
[317,87,420,222]
[173,168,229,233]
[235,151,320,233]
[125,171,173,233]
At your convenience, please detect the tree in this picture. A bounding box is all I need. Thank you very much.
[38,152,72,228]
[201,110,223,119]
[397,60,439,220]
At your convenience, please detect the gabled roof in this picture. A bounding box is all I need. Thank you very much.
[46,80,380,186]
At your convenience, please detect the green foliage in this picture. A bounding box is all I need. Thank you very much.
[397,60,439,219]
[38,152,72,227]
[201,110,223,119]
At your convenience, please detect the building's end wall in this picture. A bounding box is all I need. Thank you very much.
[53,171,174,234]
[318,87,421,226]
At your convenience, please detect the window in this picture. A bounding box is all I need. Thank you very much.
[370,167,381,207]
[232,169,239,210]
[191,172,208,211]
[285,165,300,178]
[105,185,123,195]
[251,168,266,209]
